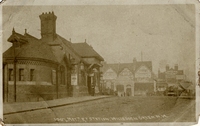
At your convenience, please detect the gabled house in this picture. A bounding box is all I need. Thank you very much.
[103,68,117,80]
[101,63,119,95]
[117,63,134,80]
[134,61,155,96]
[3,11,104,102]
[102,58,155,96]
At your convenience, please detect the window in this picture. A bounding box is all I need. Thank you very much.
[30,69,35,81]
[60,66,65,85]
[52,70,56,84]
[8,69,13,81]
[19,69,24,81]
[61,71,65,85]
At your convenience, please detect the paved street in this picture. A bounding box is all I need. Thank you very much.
[4,96,195,124]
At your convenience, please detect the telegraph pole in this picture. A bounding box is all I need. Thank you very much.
[13,41,17,102]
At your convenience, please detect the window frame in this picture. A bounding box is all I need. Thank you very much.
[19,68,24,81]
[8,69,14,81]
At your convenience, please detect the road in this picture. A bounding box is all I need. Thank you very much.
[3,96,196,124]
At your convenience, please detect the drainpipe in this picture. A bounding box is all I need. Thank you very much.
[56,66,59,99]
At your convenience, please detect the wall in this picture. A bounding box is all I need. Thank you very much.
[135,65,152,83]
[3,60,69,102]
[103,68,117,80]
[118,68,134,80]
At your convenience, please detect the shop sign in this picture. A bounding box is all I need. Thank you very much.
[71,74,77,85]
[89,73,94,77]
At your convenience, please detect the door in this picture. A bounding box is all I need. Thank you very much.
[87,76,91,94]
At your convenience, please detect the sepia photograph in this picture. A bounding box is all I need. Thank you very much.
[1,0,200,125]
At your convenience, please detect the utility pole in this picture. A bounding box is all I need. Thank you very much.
[13,41,17,102]
[141,51,143,61]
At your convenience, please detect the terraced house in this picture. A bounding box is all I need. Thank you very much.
[3,12,104,102]
[102,58,156,96]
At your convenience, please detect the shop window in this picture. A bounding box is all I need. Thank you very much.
[19,69,24,81]
[30,69,35,81]
[8,69,13,81]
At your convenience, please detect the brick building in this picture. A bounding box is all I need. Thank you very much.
[156,64,185,95]
[158,64,185,83]
[3,12,104,102]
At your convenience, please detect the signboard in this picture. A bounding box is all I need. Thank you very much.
[71,74,78,85]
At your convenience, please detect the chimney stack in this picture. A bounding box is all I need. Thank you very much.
[39,11,57,42]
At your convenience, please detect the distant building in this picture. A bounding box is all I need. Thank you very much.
[157,64,185,95]
[158,64,185,83]
[102,58,156,96]
[3,12,104,102]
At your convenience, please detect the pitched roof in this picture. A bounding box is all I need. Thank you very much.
[72,42,104,61]
[102,62,135,75]
[135,61,152,71]
[101,63,120,73]
[117,63,135,74]
[3,31,58,63]
[102,60,153,76]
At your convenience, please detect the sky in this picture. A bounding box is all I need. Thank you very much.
[2,5,196,82]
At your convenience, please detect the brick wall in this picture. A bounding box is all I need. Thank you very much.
[7,85,68,102]
[3,61,69,102]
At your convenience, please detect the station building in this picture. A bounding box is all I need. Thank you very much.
[3,12,104,102]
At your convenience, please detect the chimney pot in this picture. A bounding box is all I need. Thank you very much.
[12,27,15,34]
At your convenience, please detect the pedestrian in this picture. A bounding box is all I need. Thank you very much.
[91,84,95,96]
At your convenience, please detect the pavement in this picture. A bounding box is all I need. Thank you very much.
[3,95,110,115]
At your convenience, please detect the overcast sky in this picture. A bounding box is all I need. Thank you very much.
[2,5,196,81]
